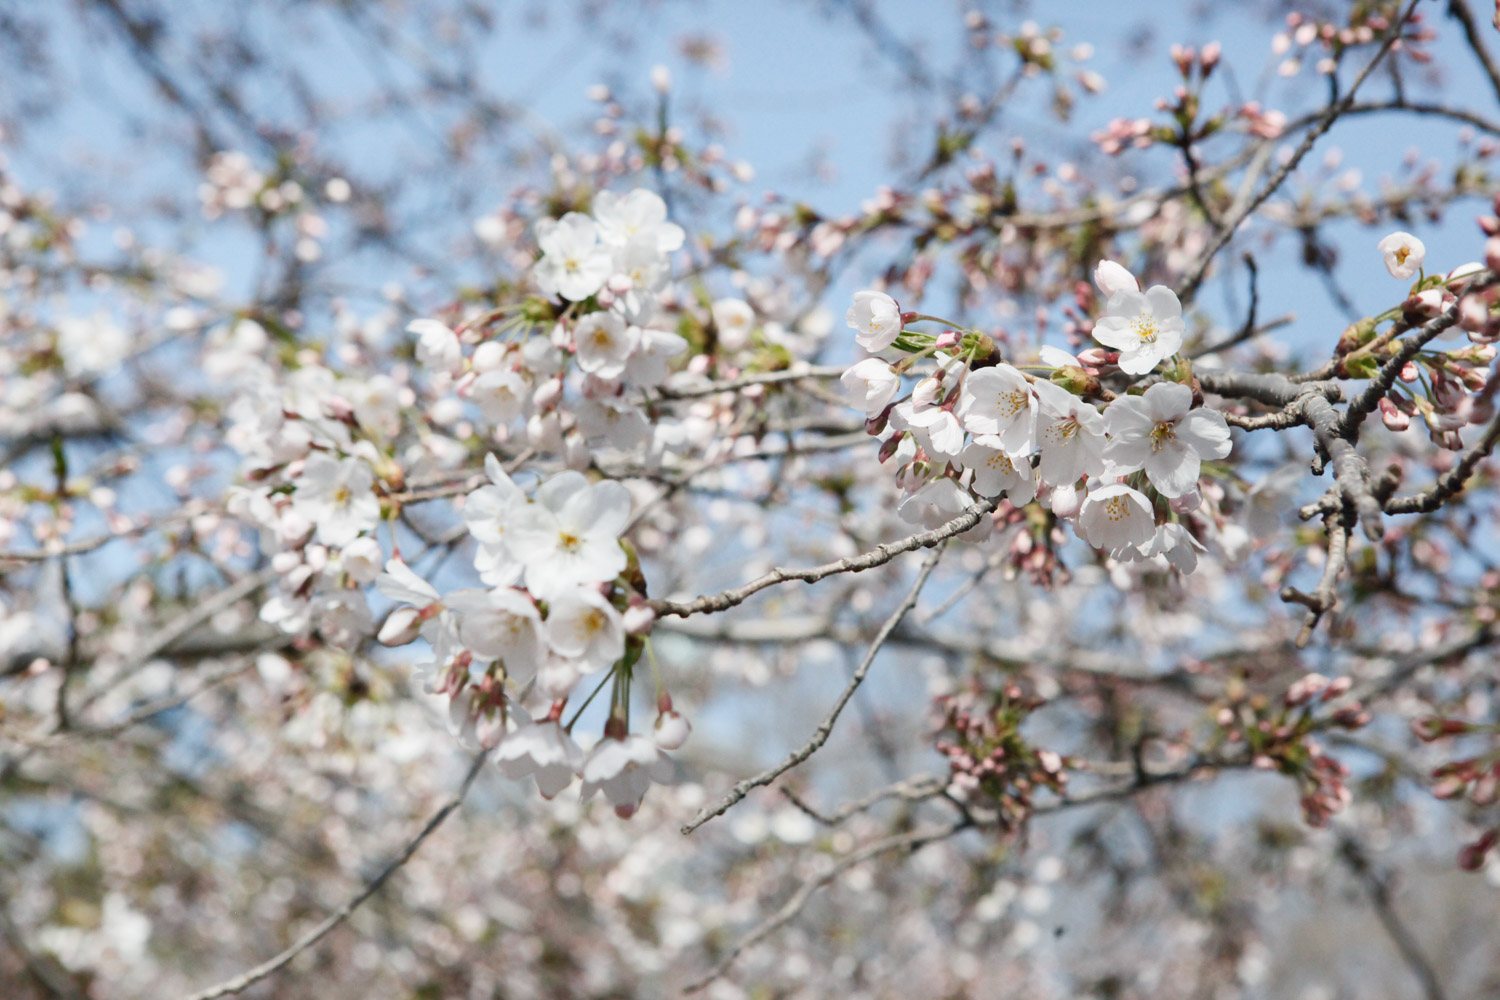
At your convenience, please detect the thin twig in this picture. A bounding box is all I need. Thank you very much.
[683,819,968,992]
[1338,835,1448,1000]
[1384,409,1500,513]
[651,498,995,619]
[1177,1,1419,302]
[680,543,948,834]
[178,751,488,1000]
[1446,0,1500,107]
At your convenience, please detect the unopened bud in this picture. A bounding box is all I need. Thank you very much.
[378,606,423,646]
[1337,317,1378,354]
[1049,365,1099,396]
[623,604,656,636]
[653,710,691,750]
[1379,397,1410,431]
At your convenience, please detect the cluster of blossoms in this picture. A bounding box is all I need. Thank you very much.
[841,260,1231,573]
[222,190,702,817]
[1350,225,1500,447]
[1215,672,1370,827]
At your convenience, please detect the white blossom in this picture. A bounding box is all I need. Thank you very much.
[897,477,974,529]
[957,363,1036,456]
[711,298,756,350]
[408,319,462,374]
[1378,231,1426,280]
[846,290,902,352]
[1032,380,1107,485]
[1102,382,1232,497]
[897,402,965,462]
[581,734,674,818]
[842,358,900,416]
[545,585,625,673]
[623,327,688,387]
[534,212,613,301]
[445,587,546,682]
[1078,482,1156,549]
[592,188,684,252]
[1092,284,1186,375]
[961,436,1037,504]
[291,453,380,547]
[507,470,631,597]
[470,369,527,424]
[573,312,638,378]
[1093,259,1140,299]
[496,719,584,798]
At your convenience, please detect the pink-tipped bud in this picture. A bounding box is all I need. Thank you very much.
[1380,397,1410,432]
[378,607,423,647]
[653,710,691,750]
[1048,484,1081,518]
[623,604,656,636]
[1200,41,1222,75]
[1093,259,1139,299]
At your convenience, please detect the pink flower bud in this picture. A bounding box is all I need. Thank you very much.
[653,710,691,750]
[1093,259,1139,299]
[378,607,423,646]
[1048,484,1081,518]
[1379,397,1410,431]
[623,604,656,636]
[1486,236,1500,273]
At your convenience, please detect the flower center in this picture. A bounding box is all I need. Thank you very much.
[333,486,351,505]
[578,610,606,640]
[995,388,1029,417]
[1048,417,1080,443]
[985,453,1013,472]
[1394,246,1411,266]
[558,531,582,553]
[1131,313,1159,344]
[1150,421,1177,452]
[1105,496,1129,521]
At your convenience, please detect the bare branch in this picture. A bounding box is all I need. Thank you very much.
[680,543,948,834]
[1338,835,1449,1000]
[650,497,996,619]
[178,752,488,1000]
[1177,0,1420,302]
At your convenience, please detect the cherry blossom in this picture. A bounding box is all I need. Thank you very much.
[445,587,546,681]
[506,471,631,597]
[573,312,639,378]
[1379,230,1427,279]
[846,290,902,352]
[961,436,1037,504]
[580,734,675,818]
[591,188,685,252]
[958,363,1037,455]
[1077,482,1156,550]
[1093,259,1139,298]
[534,212,613,301]
[496,719,585,799]
[1102,382,1232,497]
[1032,380,1107,485]
[545,585,626,673]
[291,453,380,546]
[1092,282,1186,375]
[841,358,900,416]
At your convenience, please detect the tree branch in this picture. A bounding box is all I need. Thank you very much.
[178,751,488,1000]
[680,543,948,834]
